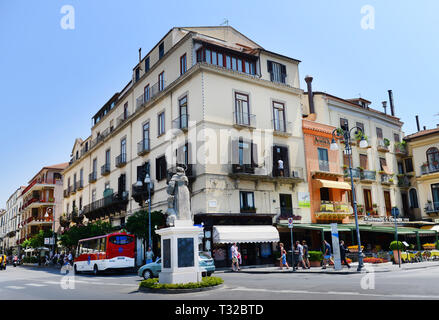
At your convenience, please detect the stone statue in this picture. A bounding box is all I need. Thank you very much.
[166,166,192,226]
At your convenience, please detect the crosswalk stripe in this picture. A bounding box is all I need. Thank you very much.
[6,286,25,290]
[27,283,47,287]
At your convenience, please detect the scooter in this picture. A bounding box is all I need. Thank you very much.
[13,260,17,267]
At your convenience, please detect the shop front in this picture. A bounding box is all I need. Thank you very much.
[195,213,279,268]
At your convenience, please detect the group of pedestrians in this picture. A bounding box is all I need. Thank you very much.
[49,251,73,267]
[279,240,311,270]
[230,243,241,272]
[322,239,351,269]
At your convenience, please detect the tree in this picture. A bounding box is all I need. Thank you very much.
[126,210,165,263]
[59,221,114,250]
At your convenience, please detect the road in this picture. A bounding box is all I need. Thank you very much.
[1,265,439,300]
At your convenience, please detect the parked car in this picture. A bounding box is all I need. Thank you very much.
[138,251,215,280]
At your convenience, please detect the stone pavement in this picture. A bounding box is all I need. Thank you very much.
[216,261,439,274]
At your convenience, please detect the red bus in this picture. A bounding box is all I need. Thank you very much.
[74,232,135,275]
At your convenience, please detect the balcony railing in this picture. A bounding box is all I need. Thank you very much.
[116,111,130,127]
[380,173,394,185]
[115,153,127,168]
[318,160,330,172]
[272,167,304,179]
[377,139,389,152]
[397,174,411,188]
[136,94,145,110]
[101,163,111,176]
[83,191,129,220]
[240,206,256,214]
[232,164,255,174]
[172,114,189,130]
[233,112,256,127]
[137,139,151,156]
[425,202,439,214]
[89,171,97,183]
[272,119,292,134]
[421,162,439,175]
[394,143,408,156]
[77,180,84,190]
[360,170,376,181]
[319,201,351,213]
[343,167,361,179]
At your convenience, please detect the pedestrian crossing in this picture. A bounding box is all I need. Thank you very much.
[3,279,137,290]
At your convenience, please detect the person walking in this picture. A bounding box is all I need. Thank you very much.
[68,251,73,266]
[302,240,310,269]
[295,241,307,269]
[340,240,351,268]
[231,243,240,271]
[279,243,289,270]
[322,240,334,269]
[146,247,154,264]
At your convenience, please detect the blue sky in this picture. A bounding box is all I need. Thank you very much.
[1,0,438,207]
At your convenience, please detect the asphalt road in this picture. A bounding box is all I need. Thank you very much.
[1,265,439,300]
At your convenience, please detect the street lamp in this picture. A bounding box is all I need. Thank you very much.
[144,174,152,250]
[331,126,368,272]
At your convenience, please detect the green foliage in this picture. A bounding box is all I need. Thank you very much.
[308,251,323,262]
[383,138,390,147]
[125,210,165,241]
[22,256,38,264]
[139,277,224,290]
[21,230,53,249]
[59,221,115,249]
[435,241,439,250]
[389,241,404,251]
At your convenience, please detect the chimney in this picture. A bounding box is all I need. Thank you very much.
[305,75,315,114]
[138,48,142,63]
[416,115,420,131]
[388,90,395,116]
[382,101,387,114]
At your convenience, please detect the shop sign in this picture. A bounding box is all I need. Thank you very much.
[298,192,310,208]
[363,216,409,223]
[314,136,330,147]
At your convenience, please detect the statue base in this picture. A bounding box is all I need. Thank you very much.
[155,221,202,284]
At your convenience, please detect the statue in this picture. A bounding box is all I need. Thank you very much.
[166,166,192,226]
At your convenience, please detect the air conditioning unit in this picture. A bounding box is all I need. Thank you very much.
[291,170,300,178]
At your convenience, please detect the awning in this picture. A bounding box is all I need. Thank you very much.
[315,179,351,190]
[277,223,352,232]
[213,225,280,244]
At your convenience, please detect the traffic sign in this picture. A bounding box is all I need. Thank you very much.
[288,217,293,228]
[391,207,400,218]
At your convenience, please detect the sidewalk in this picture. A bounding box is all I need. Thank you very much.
[216,261,439,274]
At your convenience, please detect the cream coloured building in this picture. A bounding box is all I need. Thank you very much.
[404,127,439,222]
[302,84,407,223]
[62,26,310,267]
[2,187,24,254]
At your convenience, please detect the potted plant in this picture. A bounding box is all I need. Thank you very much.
[308,251,323,267]
[389,241,404,264]
[383,138,390,147]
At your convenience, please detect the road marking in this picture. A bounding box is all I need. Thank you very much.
[6,286,25,290]
[27,283,47,287]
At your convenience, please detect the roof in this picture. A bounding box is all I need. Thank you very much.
[28,163,69,184]
[404,127,439,141]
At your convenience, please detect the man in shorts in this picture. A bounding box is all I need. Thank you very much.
[322,240,334,269]
[295,241,307,269]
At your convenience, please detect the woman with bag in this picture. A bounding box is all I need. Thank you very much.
[279,243,289,270]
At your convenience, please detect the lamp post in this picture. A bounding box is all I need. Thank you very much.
[144,174,152,249]
[330,126,368,272]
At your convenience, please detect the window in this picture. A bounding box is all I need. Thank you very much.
[240,191,255,211]
[159,42,164,59]
[158,71,164,91]
[118,174,126,195]
[272,101,286,132]
[405,158,414,172]
[79,197,82,210]
[206,49,211,64]
[217,53,223,67]
[158,112,165,136]
[135,67,140,82]
[394,133,400,142]
[376,127,383,139]
[318,148,329,171]
[180,53,187,75]
[212,51,217,65]
[234,93,250,125]
[156,156,167,181]
[123,102,128,119]
[426,147,439,168]
[379,157,388,172]
[137,162,150,182]
[92,189,96,202]
[121,138,126,161]
[267,60,286,83]
[398,162,404,174]
[231,57,237,70]
[409,189,419,208]
[92,158,97,173]
[196,48,203,62]
[360,154,368,170]
[144,84,150,102]
[105,149,110,166]
[143,122,150,150]
[179,96,188,129]
[340,118,349,132]
[356,122,364,134]
[80,168,83,185]
[145,57,150,72]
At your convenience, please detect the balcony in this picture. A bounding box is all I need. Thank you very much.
[394,143,408,156]
[90,128,110,149]
[232,163,255,174]
[318,160,330,172]
[380,172,394,185]
[26,216,54,226]
[343,167,361,180]
[137,139,151,156]
[132,183,155,205]
[397,174,411,188]
[71,183,77,195]
[77,180,84,191]
[377,139,390,153]
[421,162,439,175]
[360,170,376,183]
[240,206,256,214]
[116,111,130,127]
[22,178,60,197]
[172,114,189,131]
[63,189,69,198]
[116,153,127,168]
[83,191,129,220]
[425,202,439,215]
[315,201,352,221]
[101,163,111,176]
[233,112,256,128]
[272,119,292,136]
[135,81,167,111]
[89,171,97,183]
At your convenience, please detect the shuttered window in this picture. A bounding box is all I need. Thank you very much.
[267,60,286,83]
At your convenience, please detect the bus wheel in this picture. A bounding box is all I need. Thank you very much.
[143,270,153,280]
[74,264,80,274]
[93,264,99,275]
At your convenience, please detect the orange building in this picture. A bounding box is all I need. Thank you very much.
[302,119,353,225]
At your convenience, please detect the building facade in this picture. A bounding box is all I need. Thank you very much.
[62,26,310,266]
[1,187,24,254]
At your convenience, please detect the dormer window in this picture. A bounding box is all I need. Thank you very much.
[267,60,286,83]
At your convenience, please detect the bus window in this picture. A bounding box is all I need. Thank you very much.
[109,235,133,245]
[99,237,106,253]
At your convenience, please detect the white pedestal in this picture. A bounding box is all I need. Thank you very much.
[156,220,202,284]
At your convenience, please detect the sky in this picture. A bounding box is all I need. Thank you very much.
[0,0,438,208]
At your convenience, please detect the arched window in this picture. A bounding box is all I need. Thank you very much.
[409,188,419,209]
[427,147,439,170]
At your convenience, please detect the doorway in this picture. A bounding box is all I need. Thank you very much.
[363,189,373,213]
[384,191,392,216]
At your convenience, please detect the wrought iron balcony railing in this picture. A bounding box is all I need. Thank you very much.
[172,114,189,130]
[233,112,256,127]
[116,153,127,168]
